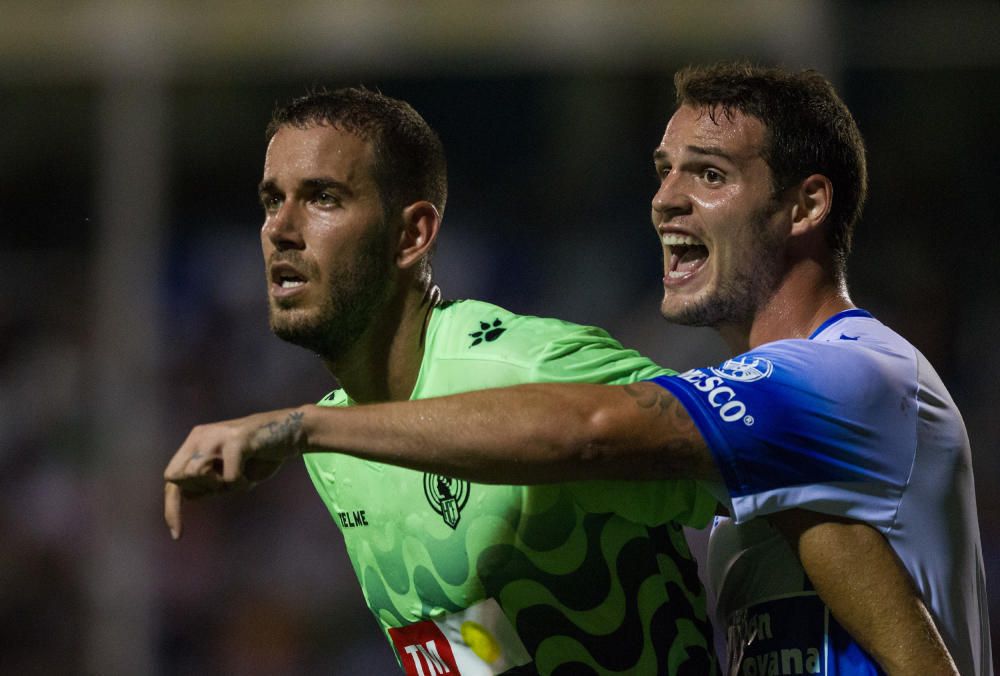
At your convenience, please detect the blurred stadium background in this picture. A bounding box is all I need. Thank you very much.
[2,1,998,673]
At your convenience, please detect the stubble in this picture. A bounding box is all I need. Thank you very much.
[268,223,393,360]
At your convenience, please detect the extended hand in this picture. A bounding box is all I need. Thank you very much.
[163,408,307,540]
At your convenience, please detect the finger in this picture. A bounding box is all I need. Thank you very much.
[177,467,233,497]
[164,481,183,540]
[164,429,201,481]
[184,450,223,481]
[221,440,245,483]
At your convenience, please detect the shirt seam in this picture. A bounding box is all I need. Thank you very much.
[886,344,921,537]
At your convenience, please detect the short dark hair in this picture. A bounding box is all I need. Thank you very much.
[674,62,867,269]
[267,87,448,217]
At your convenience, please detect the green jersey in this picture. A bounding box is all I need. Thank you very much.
[305,299,717,675]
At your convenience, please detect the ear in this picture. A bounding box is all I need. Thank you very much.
[396,201,441,270]
[790,174,833,237]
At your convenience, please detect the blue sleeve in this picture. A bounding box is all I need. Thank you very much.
[650,340,917,529]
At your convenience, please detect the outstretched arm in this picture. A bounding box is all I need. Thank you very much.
[163,381,718,536]
[771,510,958,676]
[304,381,718,483]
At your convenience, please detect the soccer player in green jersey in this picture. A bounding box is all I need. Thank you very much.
[166,87,717,675]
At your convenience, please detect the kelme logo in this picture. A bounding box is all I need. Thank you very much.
[469,318,506,347]
[424,474,471,529]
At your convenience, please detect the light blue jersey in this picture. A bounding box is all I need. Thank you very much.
[652,309,991,675]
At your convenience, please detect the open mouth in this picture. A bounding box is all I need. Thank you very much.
[269,261,309,294]
[277,273,306,289]
[661,233,708,279]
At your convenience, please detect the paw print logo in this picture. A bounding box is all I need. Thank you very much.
[469,318,506,347]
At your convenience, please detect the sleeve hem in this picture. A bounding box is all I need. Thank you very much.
[648,375,742,502]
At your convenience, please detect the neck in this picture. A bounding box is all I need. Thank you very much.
[323,283,440,404]
[718,259,853,354]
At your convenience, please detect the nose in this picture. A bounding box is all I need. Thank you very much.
[651,170,692,222]
[261,202,304,251]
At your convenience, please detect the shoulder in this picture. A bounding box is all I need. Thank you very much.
[722,341,910,418]
[423,298,668,385]
[436,298,614,339]
[430,298,620,358]
[756,313,919,402]
[659,320,919,431]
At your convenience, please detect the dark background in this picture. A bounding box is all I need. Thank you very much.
[1,1,997,672]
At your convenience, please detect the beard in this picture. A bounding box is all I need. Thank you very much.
[268,224,393,361]
[662,203,785,329]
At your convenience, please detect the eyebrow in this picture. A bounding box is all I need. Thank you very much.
[257,177,355,197]
[653,145,737,164]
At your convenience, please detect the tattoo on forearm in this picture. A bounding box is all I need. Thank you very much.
[624,384,698,435]
[253,411,305,451]
[624,383,671,414]
[624,383,707,474]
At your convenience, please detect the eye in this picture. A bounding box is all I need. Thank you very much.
[702,168,724,184]
[260,194,282,214]
[655,164,671,181]
[314,191,340,207]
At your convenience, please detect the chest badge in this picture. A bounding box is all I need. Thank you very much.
[423,474,471,529]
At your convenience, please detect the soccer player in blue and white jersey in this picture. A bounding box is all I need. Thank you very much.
[166,63,991,675]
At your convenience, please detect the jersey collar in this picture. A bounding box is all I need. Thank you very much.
[808,308,874,340]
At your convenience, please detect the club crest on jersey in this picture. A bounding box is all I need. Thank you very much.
[711,356,774,383]
[424,474,471,529]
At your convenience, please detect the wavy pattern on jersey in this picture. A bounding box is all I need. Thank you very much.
[354,484,713,674]
[360,512,517,626]
[653,521,710,623]
[356,486,588,628]
[480,513,713,674]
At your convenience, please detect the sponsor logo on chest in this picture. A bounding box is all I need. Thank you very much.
[389,598,532,675]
